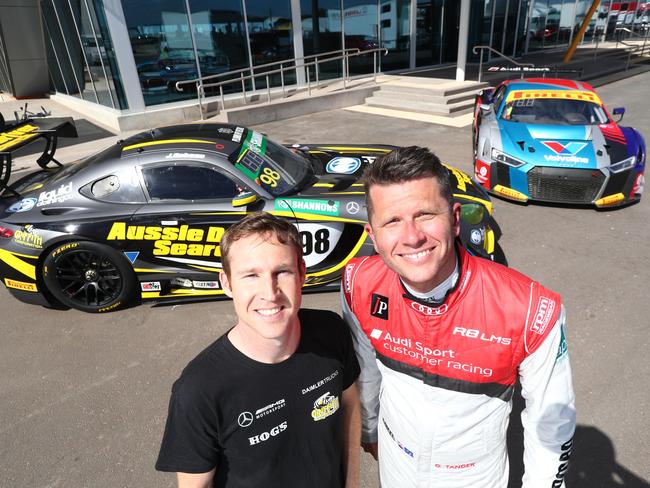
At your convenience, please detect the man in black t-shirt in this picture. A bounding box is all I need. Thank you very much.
[156,212,361,488]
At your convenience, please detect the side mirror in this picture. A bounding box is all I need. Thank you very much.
[612,107,625,122]
[460,203,485,225]
[479,103,492,115]
[232,191,257,207]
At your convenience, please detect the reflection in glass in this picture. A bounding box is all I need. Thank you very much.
[245,0,295,88]
[300,0,343,82]
[344,0,379,76]
[122,0,199,106]
[188,0,249,96]
[382,0,411,71]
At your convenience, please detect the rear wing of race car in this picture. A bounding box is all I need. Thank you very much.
[0,116,78,196]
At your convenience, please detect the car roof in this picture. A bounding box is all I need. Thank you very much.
[503,78,597,93]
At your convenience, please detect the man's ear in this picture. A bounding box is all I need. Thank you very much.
[451,202,462,238]
[219,271,233,298]
[364,222,379,253]
[299,258,307,284]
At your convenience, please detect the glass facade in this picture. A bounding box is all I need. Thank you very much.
[33,0,624,111]
[0,22,13,94]
[40,0,126,109]
[301,0,343,82]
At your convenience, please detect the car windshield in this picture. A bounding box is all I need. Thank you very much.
[501,97,609,125]
[229,130,314,197]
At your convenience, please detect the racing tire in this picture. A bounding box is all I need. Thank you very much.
[42,241,137,313]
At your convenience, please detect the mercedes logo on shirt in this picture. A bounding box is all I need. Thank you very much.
[238,411,254,427]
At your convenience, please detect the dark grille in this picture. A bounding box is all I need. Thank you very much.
[527,167,605,204]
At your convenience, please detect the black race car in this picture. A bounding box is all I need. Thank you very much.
[0,122,501,312]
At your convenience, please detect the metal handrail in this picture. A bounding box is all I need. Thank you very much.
[591,38,640,70]
[182,48,387,119]
[472,45,534,82]
[175,48,361,91]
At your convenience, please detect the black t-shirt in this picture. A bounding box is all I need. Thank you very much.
[156,309,360,488]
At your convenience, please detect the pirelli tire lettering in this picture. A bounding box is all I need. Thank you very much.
[106,222,225,257]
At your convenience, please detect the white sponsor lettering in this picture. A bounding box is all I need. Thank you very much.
[301,370,339,394]
[37,183,73,207]
[452,327,512,345]
[544,154,589,164]
[248,421,287,445]
[255,399,286,418]
[232,127,244,143]
[165,152,206,159]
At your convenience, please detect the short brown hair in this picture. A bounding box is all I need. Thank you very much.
[363,146,453,218]
[220,212,303,277]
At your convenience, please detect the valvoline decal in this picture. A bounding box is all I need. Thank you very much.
[326,157,361,174]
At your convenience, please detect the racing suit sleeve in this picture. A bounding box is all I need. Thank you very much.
[519,304,576,488]
[341,287,382,444]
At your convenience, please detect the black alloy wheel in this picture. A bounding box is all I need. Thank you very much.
[42,241,137,313]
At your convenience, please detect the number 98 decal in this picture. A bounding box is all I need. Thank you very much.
[259,167,281,187]
[294,223,343,267]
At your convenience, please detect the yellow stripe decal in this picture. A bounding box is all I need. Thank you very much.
[123,139,214,151]
[453,193,493,215]
[270,210,365,224]
[316,146,392,152]
[0,124,40,151]
[236,147,248,163]
[189,265,223,272]
[141,291,161,299]
[170,289,225,296]
[0,249,36,280]
[328,191,365,195]
[190,211,248,216]
[306,231,368,278]
[133,268,176,274]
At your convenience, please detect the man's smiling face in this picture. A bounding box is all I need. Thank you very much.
[365,177,460,293]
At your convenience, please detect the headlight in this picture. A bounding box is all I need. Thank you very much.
[609,155,636,173]
[491,148,526,167]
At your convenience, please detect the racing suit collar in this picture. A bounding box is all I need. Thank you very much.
[400,242,464,306]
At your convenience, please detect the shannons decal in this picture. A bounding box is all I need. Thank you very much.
[275,198,340,216]
[311,392,339,421]
[106,222,225,257]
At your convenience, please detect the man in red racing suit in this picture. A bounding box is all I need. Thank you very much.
[342,146,575,488]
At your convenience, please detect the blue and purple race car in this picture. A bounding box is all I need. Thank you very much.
[472,78,645,207]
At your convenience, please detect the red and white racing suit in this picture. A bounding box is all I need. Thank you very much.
[341,247,575,488]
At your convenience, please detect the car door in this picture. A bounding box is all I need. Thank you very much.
[127,152,263,284]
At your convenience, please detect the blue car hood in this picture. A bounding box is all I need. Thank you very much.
[499,121,597,169]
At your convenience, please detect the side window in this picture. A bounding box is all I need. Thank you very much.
[80,167,147,203]
[141,164,240,201]
[493,86,506,112]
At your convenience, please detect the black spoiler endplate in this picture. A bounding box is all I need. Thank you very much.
[0,117,78,196]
